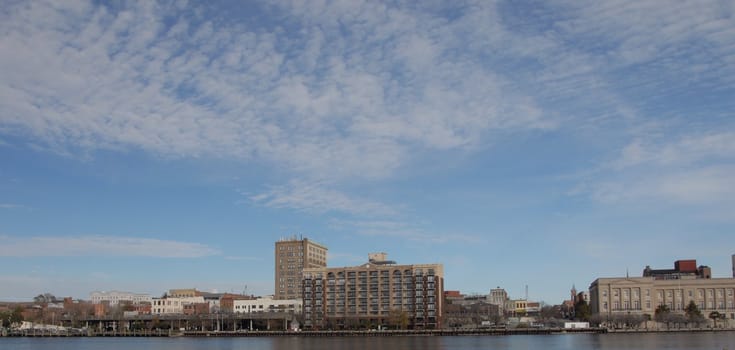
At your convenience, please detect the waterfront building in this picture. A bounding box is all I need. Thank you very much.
[168,288,199,298]
[488,287,508,316]
[219,293,254,313]
[275,236,328,300]
[89,291,152,306]
[444,290,464,304]
[233,296,302,314]
[506,299,540,316]
[151,296,205,314]
[200,292,224,312]
[589,259,735,321]
[301,253,443,330]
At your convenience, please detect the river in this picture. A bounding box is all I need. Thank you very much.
[2,332,734,350]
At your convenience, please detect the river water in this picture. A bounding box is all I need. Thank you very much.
[2,333,735,350]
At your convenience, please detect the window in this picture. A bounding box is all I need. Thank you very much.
[603,302,608,310]
[603,290,607,297]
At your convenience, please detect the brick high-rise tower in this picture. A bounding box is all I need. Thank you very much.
[275,236,327,300]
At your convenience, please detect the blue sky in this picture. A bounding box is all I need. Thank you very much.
[1,0,734,304]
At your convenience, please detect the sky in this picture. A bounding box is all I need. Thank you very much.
[1,0,734,304]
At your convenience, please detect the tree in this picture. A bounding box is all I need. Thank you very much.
[684,301,704,325]
[1,306,24,328]
[589,314,603,327]
[574,299,590,321]
[539,305,560,320]
[654,305,671,328]
[709,311,724,328]
[388,309,409,330]
[33,293,58,304]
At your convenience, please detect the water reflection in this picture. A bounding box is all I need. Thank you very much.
[2,333,734,350]
[271,336,446,350]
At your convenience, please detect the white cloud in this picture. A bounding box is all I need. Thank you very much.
[575,131,735,212]
[328,218,481,244]
[615,132,735,169]
[0,203,27,209]
[0,0,553,184]
[2,0,733,222]
[249,180,397,217]
[0,235,219,258]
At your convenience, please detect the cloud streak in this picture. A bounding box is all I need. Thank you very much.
[249,180,397,217]
[572,130,735,216]
[0,235,219,258]
[328,218,481,245]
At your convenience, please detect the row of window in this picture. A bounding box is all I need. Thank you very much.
[603,288,734,300]
[304,269,436,279]
[603,300,735,311]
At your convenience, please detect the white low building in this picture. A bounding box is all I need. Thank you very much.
[90,291,152,305]
[233,296,302,314]
[151,296,205,314]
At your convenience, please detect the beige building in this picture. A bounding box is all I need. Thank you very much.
[233,296,302,314]
[488,287,508,316]
[301,253,444,330]
[275,236,328,300]
[151,296,206,314]
[168,288,199,298]
[590,260,735,320]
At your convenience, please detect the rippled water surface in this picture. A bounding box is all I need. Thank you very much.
[3,333,735,350]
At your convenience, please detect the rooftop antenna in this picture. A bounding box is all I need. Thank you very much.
[626,268,629,279]
[525,285,528,300]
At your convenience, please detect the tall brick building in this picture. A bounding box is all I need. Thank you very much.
[275,236,328,300]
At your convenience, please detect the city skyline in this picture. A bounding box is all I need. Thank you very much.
[1,1,734,304]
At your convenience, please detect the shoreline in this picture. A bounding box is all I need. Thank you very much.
[3,327,734,338]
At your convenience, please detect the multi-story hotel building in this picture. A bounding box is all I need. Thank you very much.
[301,253,444,330]
[589,259,735,320]
[275,236,328,300]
